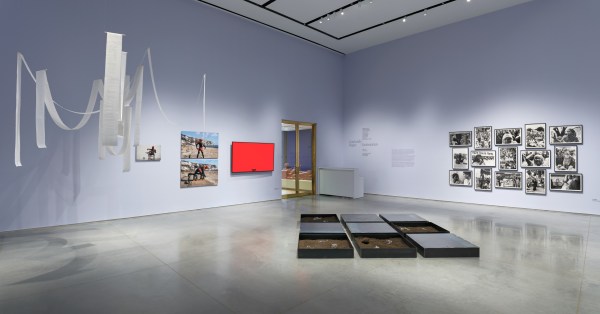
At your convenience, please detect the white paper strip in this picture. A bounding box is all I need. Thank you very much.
[146,49,175,125]
[102,32,123,146]
[15,54,23,166]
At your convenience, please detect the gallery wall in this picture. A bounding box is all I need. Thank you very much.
[0,0,344,232]
[342,0,600,214]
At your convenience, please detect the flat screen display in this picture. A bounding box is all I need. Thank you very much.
[231,142,275,173]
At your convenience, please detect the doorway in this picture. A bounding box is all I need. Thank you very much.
[281,120,316,198]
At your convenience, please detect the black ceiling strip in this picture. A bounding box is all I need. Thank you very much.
[262,0,277,7]
[338,0,457,39]
[195,0,344,54]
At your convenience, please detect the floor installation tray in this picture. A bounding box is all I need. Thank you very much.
[300,214,340,223]
[299,222,346,234]
[406,233,480,258]
[379,213,428,223]
[297,234,354,258]
[345,222,398,234]
[390,222,450,236]
[340,214,385,223]
[349,234,417,258]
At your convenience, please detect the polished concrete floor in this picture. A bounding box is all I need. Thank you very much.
[0,195,598,314]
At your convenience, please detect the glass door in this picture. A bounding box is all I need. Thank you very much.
[281,120,316,198]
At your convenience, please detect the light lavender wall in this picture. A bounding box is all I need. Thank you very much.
[0,0,344,232]
[342,0,600,214]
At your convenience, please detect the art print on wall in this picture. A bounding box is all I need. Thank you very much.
[549,173,582,192]
[180,159,218,188]
[470,150,496,167]
[181,131,219,159]
[498,147,518,170]
[474,168,492,191]
[549,125,583,145]
[135,145,161,161]
[525,170,546,195]
[525,123,546,148]
[449,131,472,147]
[520,150,551,168]
[452,148,469,170]
[495,171,522,189]
[495,128,522,146]
[449,170,472,187]
[554,146,577,172]
[474,126,492,149]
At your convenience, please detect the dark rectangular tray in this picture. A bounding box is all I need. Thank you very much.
[345,222,399,234]
[389,222,450,236]
[379,213,428,223]
[406,233,479,258]
[340,214,384,223]
[299,222,346,234]
[297,234,354,259]
[300,214,340,223]
[349,233,417,258]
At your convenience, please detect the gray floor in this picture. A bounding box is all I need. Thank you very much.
[0,195,598,314]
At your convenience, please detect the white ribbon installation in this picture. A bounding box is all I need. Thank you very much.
[14,32,194,172]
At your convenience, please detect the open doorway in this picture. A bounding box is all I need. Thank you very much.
[281,120,316,198]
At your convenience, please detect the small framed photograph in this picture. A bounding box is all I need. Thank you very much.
[549,173,582,192]
[525,123,546,148]
[135,145,161,161]
[525,170,546,195]
[474,168,492,191]
[495,128,522,146]
[549,125,583,145]
[474,126,492,149]
[495,171,522,189]
[470,150,496,167]
[554,146,577,172]
[450,170,473,187]
[498,147,518,170]
[449,131,472,147]
[452,148,469,170]
[520,150,551,168]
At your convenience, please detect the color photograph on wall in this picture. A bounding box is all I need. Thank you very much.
[525,123,546,148]
[474,168,492,191]
[495,128,522,146]
[180,159,218,188]
[495,171,522,189]
[181,131,219,159]
[452,148,469,170]
[449,131,472,147]
[474,126,492,149]
[525,170,546,195]
[470,150,496,167]
[498,147,518,170]
[549,173,582,192]
[449,170,472,186]
[549,125,583,145]
[520,150,551,168]
[135,145,161,161]
[554,146,577,172]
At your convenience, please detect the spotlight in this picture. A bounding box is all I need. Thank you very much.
[341,10,344,16]
[402,17,406,22]
[423,10,427,16]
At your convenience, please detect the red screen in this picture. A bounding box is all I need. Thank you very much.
[231,142,275,173]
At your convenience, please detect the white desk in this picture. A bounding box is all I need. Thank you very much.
[318,167,364,199]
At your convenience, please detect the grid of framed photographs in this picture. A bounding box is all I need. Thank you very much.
[449,123,583,193]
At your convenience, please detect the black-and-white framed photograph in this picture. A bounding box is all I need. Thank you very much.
[474,126,492,149]
[449,170,472,187]
[520,150,551,168]
[525,123,546,148]
[452,148,469,170]
[549,173,582,192]
[525,170,546,195]
[495,128,522,146]
[449,131,472,147]
[495,171,522,189]
[470,150,496,167]
[549,125,583,145]
[554,146,577,172]
[474,168,492,191]
[499,147,518,170]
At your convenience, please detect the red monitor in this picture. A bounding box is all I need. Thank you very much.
[231,142,275,173]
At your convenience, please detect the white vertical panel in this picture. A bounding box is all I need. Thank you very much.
[102,32,123,146]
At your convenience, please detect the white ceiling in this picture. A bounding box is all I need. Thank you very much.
[194,0,534,54]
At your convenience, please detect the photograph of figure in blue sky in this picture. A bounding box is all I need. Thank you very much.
[180,131,219,159]
[180,159,218,188]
